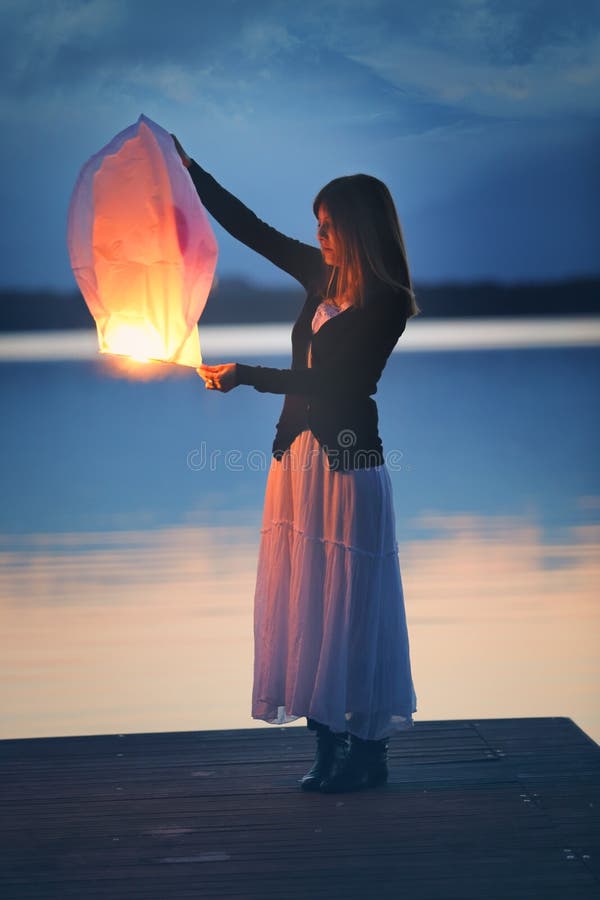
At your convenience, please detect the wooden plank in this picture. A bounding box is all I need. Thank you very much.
[0,717,598,899]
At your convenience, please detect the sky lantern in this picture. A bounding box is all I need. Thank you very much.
[67,114,217,367]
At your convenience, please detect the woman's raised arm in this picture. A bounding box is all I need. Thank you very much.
[172,135,323,290]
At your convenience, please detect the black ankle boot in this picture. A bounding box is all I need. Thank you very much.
[319,734,389,793]
[299,720,348,792]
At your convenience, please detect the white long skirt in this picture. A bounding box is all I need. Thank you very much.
[251,428,417,741]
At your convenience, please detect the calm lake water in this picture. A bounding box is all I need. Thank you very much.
[1,321,599,743]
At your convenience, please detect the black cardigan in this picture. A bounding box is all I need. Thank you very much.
[188,160,408,471]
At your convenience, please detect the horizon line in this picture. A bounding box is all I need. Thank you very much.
[0,316,599,362]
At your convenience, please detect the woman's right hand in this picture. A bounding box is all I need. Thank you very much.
[197,363,239,393]
[171,133,191,169]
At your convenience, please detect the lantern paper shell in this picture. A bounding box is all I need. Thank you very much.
[67,114,217,367]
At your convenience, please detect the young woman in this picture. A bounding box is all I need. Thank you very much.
[172,134,419,793]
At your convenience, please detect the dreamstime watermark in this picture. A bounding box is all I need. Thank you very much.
[186,429,408,472]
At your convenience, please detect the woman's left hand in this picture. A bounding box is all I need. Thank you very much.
[197,363,238,393]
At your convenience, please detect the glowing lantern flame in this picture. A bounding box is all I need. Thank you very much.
[67,114,217,368]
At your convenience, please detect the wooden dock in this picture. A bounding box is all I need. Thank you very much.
[1,717,598,899]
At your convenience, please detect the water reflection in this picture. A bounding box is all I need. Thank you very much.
[1,335,598,745]
[1,511,598,742]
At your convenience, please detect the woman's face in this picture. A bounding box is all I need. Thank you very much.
[316,206,338,266]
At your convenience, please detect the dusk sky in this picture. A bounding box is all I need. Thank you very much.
[1,0,599,290]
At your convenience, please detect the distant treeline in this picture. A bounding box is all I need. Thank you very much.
[0,275,598,331]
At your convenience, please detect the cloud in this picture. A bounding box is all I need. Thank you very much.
[0,0,598,288]
[319,0,600,118]
[346,39,600,118]
[1,0,121,91]
[3,0,599,122]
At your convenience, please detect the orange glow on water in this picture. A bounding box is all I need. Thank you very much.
[1,513,598,741]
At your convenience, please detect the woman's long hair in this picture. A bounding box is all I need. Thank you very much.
[313,174,420,318]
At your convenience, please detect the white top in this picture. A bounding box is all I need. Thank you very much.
[311,298,348,334]
[308,299,350,366]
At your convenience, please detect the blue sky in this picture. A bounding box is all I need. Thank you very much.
[1,0,598,289]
